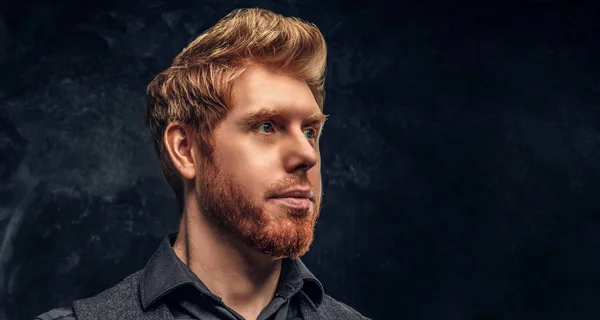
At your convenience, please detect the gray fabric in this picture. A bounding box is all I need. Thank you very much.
[72,271,173,320]
[36,232,369,319]
[71,268,369,320]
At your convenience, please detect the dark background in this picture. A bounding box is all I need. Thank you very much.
[1,0,599,319]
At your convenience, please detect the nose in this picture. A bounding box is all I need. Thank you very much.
[282,129,319,173]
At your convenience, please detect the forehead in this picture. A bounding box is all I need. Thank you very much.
[228,66,320,117]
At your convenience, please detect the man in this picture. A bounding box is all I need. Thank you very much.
[35,8,368,320]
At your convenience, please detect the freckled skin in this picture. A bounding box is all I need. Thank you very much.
[195,66,324,258]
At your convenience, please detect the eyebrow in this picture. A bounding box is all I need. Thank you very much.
[236,107,329,128]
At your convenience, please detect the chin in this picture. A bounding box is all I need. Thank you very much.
[249,210,316,258]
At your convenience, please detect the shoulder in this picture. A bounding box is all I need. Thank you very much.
[35,270,144,320]
[33,307,77,320]
[318,294,371,319]
[72,270,144,315]
[78,269,143,303]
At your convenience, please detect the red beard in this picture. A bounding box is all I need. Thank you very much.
[196,157,322,259]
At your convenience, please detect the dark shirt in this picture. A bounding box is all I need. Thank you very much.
[35,233,325,320]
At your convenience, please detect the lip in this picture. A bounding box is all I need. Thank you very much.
[271,197,312,210]
[272,188,313,200]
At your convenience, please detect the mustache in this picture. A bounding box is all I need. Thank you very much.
[264,174,313,199]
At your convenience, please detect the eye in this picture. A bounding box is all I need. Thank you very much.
[304,128,316,139]
[257,122,274,133]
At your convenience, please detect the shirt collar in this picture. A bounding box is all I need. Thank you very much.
[279,257,324,308]
[140,233,324,310]
[140,233,207,310]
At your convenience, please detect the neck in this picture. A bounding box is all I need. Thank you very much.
[173,200,282,320]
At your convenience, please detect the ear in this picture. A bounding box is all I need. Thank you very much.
[164,121,196,180]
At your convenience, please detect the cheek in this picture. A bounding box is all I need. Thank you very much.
[237,163,271,197]
[217,147,276,198]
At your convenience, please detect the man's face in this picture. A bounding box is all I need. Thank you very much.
[194,66,325,259]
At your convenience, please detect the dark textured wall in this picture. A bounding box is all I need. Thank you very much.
[1,0,599,319]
